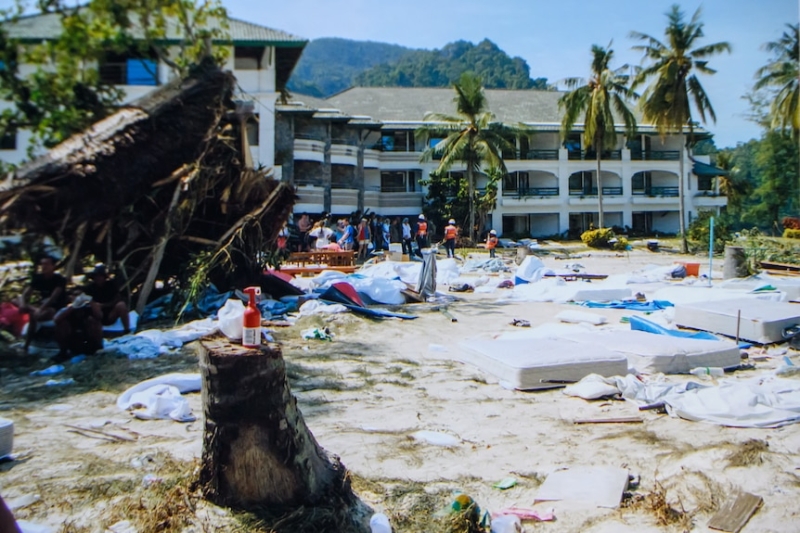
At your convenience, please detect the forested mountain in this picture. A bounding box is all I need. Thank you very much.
[355,39,549,90]
[287,38,550,97]
[286,38,413,97]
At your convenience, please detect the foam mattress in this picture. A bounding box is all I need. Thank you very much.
[567,330,741,374]
[674,298,800,344]
[457,338,628,390]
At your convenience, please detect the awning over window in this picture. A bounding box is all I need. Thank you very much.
[692,159,729,177]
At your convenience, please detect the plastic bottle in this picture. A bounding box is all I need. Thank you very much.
[689,366,724,377]
[242,286,261,348]
[369,513,392,533]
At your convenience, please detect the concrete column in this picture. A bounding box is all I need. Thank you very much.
[323,122,332,214]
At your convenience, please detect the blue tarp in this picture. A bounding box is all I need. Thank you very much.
[582,300,674,312]
[629,315,719,340]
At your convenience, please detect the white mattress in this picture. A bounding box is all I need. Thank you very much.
[567,330,741,374]
[674,298,800,344]
[0,417,13,458]
[457,338,629,390]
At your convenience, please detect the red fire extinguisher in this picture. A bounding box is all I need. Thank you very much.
[242,286,261,348]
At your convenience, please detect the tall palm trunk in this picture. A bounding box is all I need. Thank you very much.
[595,139,604,228]
[678,133,688,253]
[467,163,475,242]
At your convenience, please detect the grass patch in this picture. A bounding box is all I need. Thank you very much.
[623,479,692,530]
[726,439,769,468]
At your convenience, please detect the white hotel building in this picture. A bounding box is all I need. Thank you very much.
[1,14,726,239]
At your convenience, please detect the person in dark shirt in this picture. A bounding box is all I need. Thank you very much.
[84,264,130,335]
[14,256,67,354]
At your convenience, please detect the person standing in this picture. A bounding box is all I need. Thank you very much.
[443,218,458,259]
[338,219,356,251]
[381,217,391,251]
[486,229,499,259]
[297,213,312,252]
[414,214,428,258]
[401,218,412,256]
[15,255,68,354]
[357,218,371,261]
[390,217,401,246]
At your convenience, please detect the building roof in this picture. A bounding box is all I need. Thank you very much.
[2,11,306,47]
[291,86,710,136]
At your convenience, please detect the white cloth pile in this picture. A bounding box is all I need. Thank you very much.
[117,373,201,422]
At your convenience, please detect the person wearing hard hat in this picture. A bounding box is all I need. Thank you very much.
[414,214,428,258]
[486,229,499,258]
[443,218,458,258]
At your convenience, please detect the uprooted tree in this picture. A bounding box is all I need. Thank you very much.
[0,59,295,313]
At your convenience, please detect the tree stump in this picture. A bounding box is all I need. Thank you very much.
[723,246,749,279]
[198,336,370,531]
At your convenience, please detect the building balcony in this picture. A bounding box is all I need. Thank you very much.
[379,151,424,164]
[331,143,358,166]
[632,187,679,197]
[630,150,681,161]
[294,138,324,163]
[501,195,563,208]
[631,195,680,206]
[364,148,381,168]
[502,187,560,197]
[569,187,623,196]
[363,189,424,214]
[567,150,622,161]
[294,184,324,212]
[693,192,727,208]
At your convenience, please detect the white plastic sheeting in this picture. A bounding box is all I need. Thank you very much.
[117,373,201,422]
[501,278,632,303]
[564,372,800,428]
[298,300,347,316]
[514,256,550,284]
[103,318,218,359]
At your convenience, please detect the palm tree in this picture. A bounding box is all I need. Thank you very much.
[754,24,799,137]
[631,4,731,253]
[559,43,637,229]
[417,72,518,242]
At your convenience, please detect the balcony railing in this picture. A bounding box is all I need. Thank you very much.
[296,133,324,142]
[632,187,679,197]
[630,150,680,161]
[503,187,560,197]
[527,149,559,160]
[567,150,622,161]
[332,138,357,146]
[569,187,623,196]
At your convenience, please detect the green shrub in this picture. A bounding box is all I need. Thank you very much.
[581,228,615,248]
[783,228,800,239]
[687,210,731,253]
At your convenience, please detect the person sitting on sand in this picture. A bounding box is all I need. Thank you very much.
[14,255,68,354]
[52,288,102,362]
[84,264,131,335]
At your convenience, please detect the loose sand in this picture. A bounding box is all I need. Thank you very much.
[1,249,799,532]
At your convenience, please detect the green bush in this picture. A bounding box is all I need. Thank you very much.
[784,228,800,239]
[687,210,731,253]
[581,228,615,248]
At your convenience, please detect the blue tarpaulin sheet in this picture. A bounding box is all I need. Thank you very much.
[582,300,674,312]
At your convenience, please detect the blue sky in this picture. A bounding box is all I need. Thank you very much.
[233,0,797,148]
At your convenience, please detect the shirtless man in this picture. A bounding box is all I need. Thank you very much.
[15,256,68,354]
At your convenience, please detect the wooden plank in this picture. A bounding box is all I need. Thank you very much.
[760,261,800,272]
[708,492,763,533]
[573,417,643,425]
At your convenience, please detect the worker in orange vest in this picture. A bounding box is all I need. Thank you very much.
[486,229,499,258]
[415,214,428,258]
[443,218,458,258]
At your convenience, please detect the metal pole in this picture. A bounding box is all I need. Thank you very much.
[708,216,714,287]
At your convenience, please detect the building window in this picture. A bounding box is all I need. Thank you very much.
[99,52,158,86]
[0,128,16,150]
[234,46,266,70]
[380,171,417,192]
[379,130,415,152]
[246,115,259,147]
[697,175,713,191]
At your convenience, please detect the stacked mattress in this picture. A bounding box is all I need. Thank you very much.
[457,338,628,390]
[0,417,13,458]
[458,330,742,389]
[674,298,800,344]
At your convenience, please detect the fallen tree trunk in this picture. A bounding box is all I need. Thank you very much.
[197,337,370,532]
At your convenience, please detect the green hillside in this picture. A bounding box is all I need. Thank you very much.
[287,38,550,97]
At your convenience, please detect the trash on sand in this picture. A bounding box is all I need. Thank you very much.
[573,417,643,424]
[448,283,474,293]
[301,327,333,341]
[629,315,719,341]
[15,521,54,533]
[142,473,163,487]
[556,310,607,325]
[510,319,530,328]
[490,514,521,533]
[410,430,460,447]
[5,493,40,510]
[689,366,725,378]
[493,507,555,522]
[298,300,347,316]
[535,466,629,508]
[707,491,763,533]
[45,378,75,386]
[107,520,137,533]
[369,513,392,533]
[30,364,64,376]
[583,299,674,312]
[493,477,517,490]
[117,373,201,423]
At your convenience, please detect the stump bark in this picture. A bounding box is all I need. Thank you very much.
[723,246,749,279]
[198,336,370,531]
